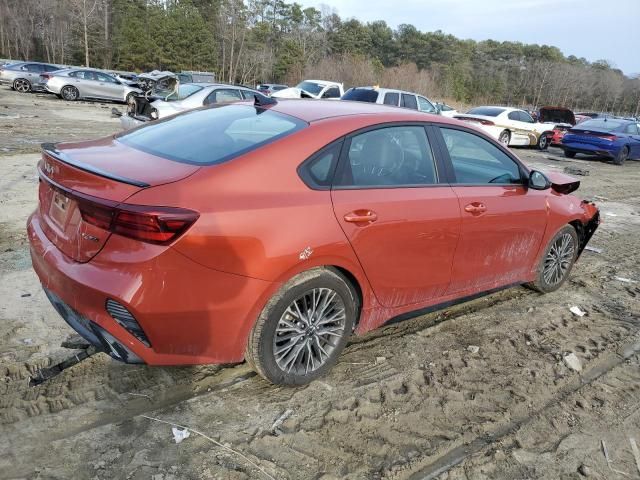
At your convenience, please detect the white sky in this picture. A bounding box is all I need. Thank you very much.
[305,0,640,75]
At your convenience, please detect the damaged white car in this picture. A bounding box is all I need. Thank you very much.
[271,79,343,100]
[117,71,267,130]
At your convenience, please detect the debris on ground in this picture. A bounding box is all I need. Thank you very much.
[569,306,586,317]
[563,353,582,372]
[172,427,190,444]
[584,245,603,254]
[630,438,640,476]
[375,356,386,363]
[577,464,591,477]
[271,409,294,436]
[614,277,637,284]
[564,166,590,176]
[467,345,480,354]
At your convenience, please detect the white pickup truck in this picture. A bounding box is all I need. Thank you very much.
[272,79,344,100]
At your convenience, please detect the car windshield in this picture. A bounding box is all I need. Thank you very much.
[164,84,204,101]
[576,119,624,131]
[296,81,324,95]
[341,88,379,102]
[467,107,505,117]
[117,104,307,165]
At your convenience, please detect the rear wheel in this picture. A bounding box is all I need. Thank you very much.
[564,150,576,158]
[13,78,31,93]
[61,85,79,101]
[499,130,510,146]
[527,225,578,293]
[613,146,629,166]
[536,133,549,150]
[245,268,357,385]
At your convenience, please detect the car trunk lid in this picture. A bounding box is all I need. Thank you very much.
[538,107,575,126]
[564,127,617,146]
[37,138,199,262]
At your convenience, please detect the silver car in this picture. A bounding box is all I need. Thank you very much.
[0,61,62,93]
[120,82,263,130]
[45,68,141,102]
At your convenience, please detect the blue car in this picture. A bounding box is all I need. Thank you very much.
[561,118,640,165]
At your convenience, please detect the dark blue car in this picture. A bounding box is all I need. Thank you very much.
[561,118,640,165]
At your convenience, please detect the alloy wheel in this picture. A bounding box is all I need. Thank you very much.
[499,131,510,146]
[62,86,78,101]
[14,79,30,93]
[273,287,346,375]
[543,232,575,286]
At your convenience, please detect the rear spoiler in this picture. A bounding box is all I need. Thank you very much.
[41,143,150,188]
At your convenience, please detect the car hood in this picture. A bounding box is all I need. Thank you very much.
[136,71,179,99]
[272,87,318,99]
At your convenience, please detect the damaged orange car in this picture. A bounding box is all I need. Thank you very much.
[27,99,600,385]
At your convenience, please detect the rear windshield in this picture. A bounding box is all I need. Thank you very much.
[576,119,623,131]
[117,105,306,165]
[341,88,379,103]
[296,81,323,95]
[467,107,505,117]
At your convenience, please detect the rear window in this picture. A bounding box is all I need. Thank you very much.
[467,107,505,117]
[341,88,379,103]
[576,119,623,132]
[117,105,306,165]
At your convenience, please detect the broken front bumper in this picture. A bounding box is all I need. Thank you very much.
[577,202,600,256]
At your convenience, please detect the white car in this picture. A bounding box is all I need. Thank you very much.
[437,103,458,118]
[341,86,439,114]
[119,82,264,130]
[271,79,343,99]
[455,106,556,149]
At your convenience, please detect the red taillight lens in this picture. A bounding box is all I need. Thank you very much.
[40,73,53,81]
[598,134,617,141]
[76,196,199,245]
[480,119,495,126]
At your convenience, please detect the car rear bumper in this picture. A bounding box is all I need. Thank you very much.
[561,142,616,158]
[28,211,276,365]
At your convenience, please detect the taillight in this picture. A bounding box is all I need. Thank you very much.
[598,134,617,142]
[77,199,199,245]
[480,119,494,126]
[40,73,53,81]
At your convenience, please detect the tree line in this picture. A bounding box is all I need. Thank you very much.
[1,0,639,115]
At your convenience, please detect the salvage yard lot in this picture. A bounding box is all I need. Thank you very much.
[1,88,639,479]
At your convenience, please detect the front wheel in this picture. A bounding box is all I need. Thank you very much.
[13,78,31,93]
[536,133,549,150]
[61,85,79,101]
[245,268,357,385]
[527,225,578,293]
[613,146,629,166]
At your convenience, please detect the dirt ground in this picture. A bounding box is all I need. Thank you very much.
[1,86,639,480]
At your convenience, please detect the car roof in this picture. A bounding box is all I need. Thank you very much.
[266,99,451,123]
[351,86,425,97]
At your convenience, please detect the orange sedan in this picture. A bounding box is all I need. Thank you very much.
[27,99,600,385]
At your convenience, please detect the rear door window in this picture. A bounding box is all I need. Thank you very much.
[322,87,341,99]
[440,128,522,185]
[383,92,399,106]
[417,96,436,113]
[508,111,520,121]
[117,104,306,165]
[335,125,437,187]
[401,94,418,110]
[341,88,379,103]
[298,142,343,189]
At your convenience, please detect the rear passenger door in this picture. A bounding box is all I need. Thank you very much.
[623,123,640,157]
[383,92,399,106]
[330,124,460,313]
[435,126,548,293]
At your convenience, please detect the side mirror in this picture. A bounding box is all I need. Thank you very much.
[529,170,551,190]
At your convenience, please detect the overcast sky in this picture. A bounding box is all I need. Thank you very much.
[305,0,640,76]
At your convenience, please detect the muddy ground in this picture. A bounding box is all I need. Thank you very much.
[1,86,639,480]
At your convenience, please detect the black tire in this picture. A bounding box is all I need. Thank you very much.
[564,150,576,158]
[61,85,79,101]
[13,78,31,93]
[527,225,579,293]
[536,132,549,150]
[245,268,357,386]
[499,130,511,147]
[613,146,629,166]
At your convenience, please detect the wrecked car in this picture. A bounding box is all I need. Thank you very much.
[537,106,576,146]
[455,106,556,149]
[28,100,599,386]
[119,74,268,130]
[271,79,343,99]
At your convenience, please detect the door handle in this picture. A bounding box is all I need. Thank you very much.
[464,202,487,215]
[344,210,378,224]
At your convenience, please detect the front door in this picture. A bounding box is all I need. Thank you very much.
[331,124,461,308]
[436,126,548,293]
